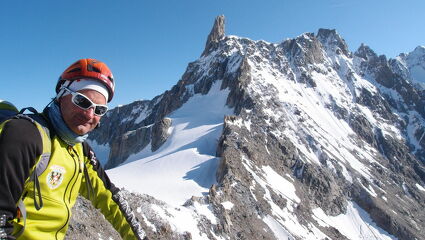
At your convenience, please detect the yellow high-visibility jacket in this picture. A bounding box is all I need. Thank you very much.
[0,118,144,240]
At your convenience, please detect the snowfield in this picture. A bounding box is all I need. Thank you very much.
[107,81,233,205]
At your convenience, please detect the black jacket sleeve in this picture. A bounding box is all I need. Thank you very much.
[0,119,42,238]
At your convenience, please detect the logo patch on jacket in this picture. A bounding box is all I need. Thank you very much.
[46,165,66,189]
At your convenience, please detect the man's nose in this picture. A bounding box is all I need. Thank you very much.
[83,107,95,118]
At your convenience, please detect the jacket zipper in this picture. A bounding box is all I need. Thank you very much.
[55,146,78,240]
[68,148,82,203]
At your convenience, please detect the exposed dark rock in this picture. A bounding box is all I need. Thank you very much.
[105,117,172,168]
[224,57,255,114]
[349,113,375,146]
[66,196,122,240]
[299,163,347,216]
[281,32,325,66]
[106,124,151,169]
[375,128,410,164]
[89,100,151,145]
[317,28,350,57]
[355,43,378,61]
[356,44,425,119]
[356,88,395,121]
[351,183,424,240]
[151,118,172,152]
[202,15,225,57]
[299,71,317,87]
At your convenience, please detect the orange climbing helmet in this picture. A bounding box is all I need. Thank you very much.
[56,59,115,102]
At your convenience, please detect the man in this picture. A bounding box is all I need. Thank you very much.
[0,59,146,239]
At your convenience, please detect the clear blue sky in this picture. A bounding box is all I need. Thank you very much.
[1,0,424,111]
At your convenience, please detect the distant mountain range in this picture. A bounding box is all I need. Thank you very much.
[67,16,425,240]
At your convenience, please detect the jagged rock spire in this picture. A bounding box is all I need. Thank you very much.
[316,28,350,56]
[355,43,378,60]
[202,15,225,57]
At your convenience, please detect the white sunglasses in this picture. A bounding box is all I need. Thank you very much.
[62,88,108,116]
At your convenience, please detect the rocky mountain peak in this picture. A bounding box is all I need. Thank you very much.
[281,32,324,65]
[354,43,378,60]
[316,28,350,56]
[202,15,225,57]
[396,46,425,65]
[406,45,425,65]
[393,46,425,80]
[412,45,425,55]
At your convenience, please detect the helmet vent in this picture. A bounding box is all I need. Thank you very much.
[67,67,81,73]
[87,64,101,73]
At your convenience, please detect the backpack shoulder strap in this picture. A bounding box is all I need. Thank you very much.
[14,108,53,211]
[15,108,52,179]
[31,121,52,178]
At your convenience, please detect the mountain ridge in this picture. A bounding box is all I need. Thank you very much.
[69,15,425,240]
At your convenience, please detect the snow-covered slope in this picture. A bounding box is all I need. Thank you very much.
[72,16,425,240]
[395,45,425,90]
[107,81,233,205]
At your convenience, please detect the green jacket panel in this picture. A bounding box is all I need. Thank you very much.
[17,136,84,240]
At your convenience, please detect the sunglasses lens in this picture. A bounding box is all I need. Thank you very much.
[68,89,108,116]
[94,106,108,116]
[73,94,92,109]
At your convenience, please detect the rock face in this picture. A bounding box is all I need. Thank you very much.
[151,117,172,152]
[75,16,425,240]
[202,15,225,57]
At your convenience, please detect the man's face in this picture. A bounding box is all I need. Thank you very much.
[60,89,106,135]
